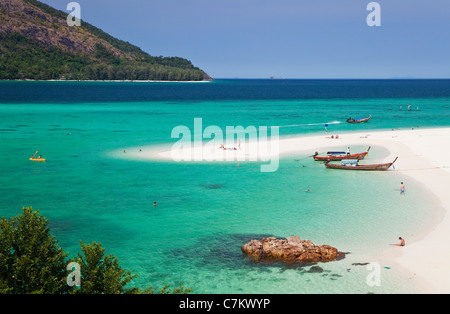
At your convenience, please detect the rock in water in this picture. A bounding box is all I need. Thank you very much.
[241,236,344,264]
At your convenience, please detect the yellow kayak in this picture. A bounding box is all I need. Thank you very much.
[29,158,46,162]
[30,151,45,162]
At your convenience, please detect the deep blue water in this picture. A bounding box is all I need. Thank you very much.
[1,79,450,103]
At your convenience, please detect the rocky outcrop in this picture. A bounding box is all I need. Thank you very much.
[241,236,345,264]
[0,0,125,57]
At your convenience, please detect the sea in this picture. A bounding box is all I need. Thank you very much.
[1,79,450,294]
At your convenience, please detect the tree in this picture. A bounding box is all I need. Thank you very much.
[71,241,138,294]
[0,207,70,294]
[0,207,193,294]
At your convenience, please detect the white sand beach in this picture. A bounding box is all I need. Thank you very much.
[122,126,450,293]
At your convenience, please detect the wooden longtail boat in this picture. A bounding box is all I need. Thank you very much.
[313,147,371,161]
[346,115,371,123]
[324,157,398,171]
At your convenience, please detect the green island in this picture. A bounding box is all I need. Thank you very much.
[0,0,212,81]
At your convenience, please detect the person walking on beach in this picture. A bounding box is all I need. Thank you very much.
[400,182,405,194]
[347,147,350,155]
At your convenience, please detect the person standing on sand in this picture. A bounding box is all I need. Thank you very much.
[400,182,405,194]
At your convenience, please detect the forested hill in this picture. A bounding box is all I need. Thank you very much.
[0,0,212,81]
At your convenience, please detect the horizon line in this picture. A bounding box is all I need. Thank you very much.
[212,77,450,80]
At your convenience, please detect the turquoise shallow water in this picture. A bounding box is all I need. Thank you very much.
[1,80,450,293]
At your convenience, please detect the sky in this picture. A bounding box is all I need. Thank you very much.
[40,0,450,79]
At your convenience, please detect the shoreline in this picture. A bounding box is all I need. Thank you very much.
[115,126,450,293]
[0,79,214,83]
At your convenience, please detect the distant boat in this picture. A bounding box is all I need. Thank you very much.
[313,147,371,161]
[346,115,371,124]
[324,157,397,171]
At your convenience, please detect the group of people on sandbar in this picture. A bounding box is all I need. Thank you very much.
[219,141,241,151]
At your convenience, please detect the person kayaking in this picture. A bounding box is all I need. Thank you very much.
[29,151,45,162]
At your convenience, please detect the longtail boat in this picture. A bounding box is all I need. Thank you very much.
[346,115,371,124]
[324,157,398,171]
[313,147,371,161]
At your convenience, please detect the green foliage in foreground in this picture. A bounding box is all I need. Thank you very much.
[0,207,193,294]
